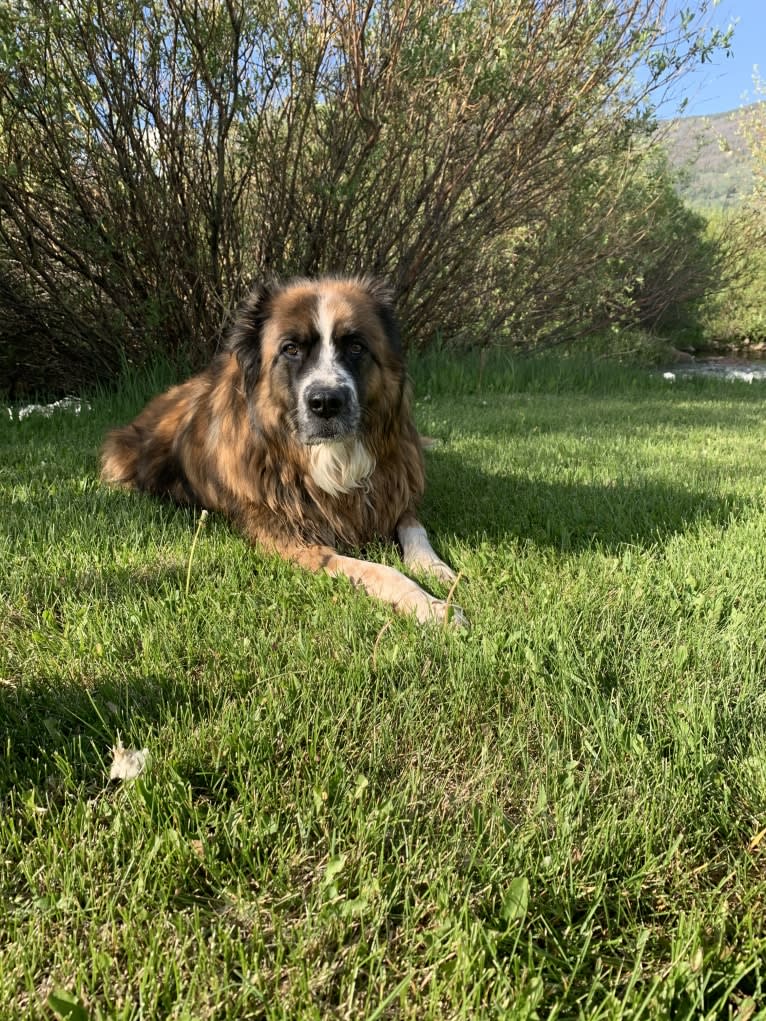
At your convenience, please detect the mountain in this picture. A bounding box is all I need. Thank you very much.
[662,105,757,209]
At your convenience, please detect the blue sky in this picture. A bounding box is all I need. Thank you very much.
[668,0,764,117]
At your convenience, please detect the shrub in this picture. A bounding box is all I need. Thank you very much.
[699,208,766,346]
[0,0,733,392]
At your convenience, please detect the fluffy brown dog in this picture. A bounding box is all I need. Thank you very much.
[101,276,464,624]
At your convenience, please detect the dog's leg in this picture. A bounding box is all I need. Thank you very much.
[396,512,457,585]
[286,544,465,627]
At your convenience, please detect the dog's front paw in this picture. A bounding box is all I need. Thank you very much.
[416,595,468,629]
[404,553,458,585]
[424,559,458,585]
[439,600,468,628]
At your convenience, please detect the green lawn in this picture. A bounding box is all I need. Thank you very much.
[2,357,766,1019]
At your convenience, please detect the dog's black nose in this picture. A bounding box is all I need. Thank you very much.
[306,387,347,419]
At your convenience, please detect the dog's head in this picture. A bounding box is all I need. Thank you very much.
[228,276,404,447]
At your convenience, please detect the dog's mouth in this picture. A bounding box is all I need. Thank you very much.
[300,419,358,445]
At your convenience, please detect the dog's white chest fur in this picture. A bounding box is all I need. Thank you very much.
[308,439,375,497]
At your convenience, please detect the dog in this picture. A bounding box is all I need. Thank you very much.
[101,276,464,625]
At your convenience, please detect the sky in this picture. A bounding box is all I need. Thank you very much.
[667,0,764,118]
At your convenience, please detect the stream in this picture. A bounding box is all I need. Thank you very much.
[663,352,766,383]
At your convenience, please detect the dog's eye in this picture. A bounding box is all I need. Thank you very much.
[346,338,365,357]
[282,341,300,359]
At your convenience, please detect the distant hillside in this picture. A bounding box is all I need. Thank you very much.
[663,105,756,209]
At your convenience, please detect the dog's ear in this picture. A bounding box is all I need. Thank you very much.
[364,277,402,358]
[227,282,277,391]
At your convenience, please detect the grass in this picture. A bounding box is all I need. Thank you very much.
[2,354,766,1019]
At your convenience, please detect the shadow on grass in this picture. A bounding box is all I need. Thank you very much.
[423,449,743,551]
[0,669,218,796]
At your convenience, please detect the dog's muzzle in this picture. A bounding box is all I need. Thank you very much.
[300,383,358,442]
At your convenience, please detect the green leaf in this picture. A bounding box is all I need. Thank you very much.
[352,773,369,800]
[501,876,529,924]
[48,989,89,1021]
[322,854,346,887]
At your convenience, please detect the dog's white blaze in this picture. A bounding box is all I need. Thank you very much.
[304,293,354,391]
[315,292,336,351]
[308,439,375,497]
[297,291,360,441]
